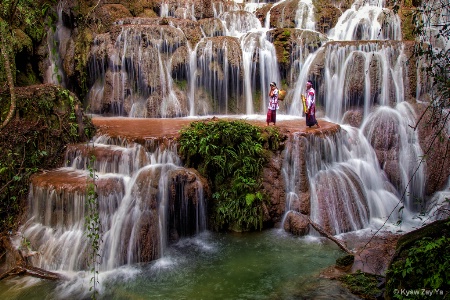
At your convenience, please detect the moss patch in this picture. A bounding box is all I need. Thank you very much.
[340,270,384,300]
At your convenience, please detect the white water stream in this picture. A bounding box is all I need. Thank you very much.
[6,0,449,298]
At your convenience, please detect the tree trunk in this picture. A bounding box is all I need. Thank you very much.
[0,20,16,131]
[0,235,66,281]
[0,265,64,281]
[307,217,353,254]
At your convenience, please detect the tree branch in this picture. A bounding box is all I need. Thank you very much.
[306,216,353,254]
[0,19,17,131]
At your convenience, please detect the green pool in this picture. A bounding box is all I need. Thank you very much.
[0,229,360,299]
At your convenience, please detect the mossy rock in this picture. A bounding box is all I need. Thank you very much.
[340,270,385,300]
[12,29,33,53]
[336,254,355,269]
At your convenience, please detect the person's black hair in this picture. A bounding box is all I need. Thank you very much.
[270,82,276,86]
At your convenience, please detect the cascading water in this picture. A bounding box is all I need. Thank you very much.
[29,0,432,270]
[6,0,449,298]
[362,102,426,211]
[282,0,426,234]
[44,0,70,86]
[87,21,188,117]
[281,126,410,235]
[22,136,207,273]
[327,0,402,41]
[320,41,407,122]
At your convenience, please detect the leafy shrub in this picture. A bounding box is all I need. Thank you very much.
[178,119,280,231]
[385,220,450,299]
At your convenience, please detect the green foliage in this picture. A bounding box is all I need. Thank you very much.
[58,88,79,138]
[85,154,101,300]
[340,270,384,300]
[0,86,93,233]
[174,79,188,91]
[0,0,56,42]
[409,1,449,128]
[0,140,48,232]
[178,120,282,231]
[386,233,450,299]
[0,0,58,88]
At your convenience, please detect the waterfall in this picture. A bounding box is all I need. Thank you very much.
[328,0,401,41]
[289,50,317,116]
[294,0,315,30]
[73,0,435,238]
[362,103,426,210]
[281,124,415,235]
[320,41,407,122]
[220,11,262,36]
[44,0,70,86]
[22,136,207,272]
[240,31,282,113]
[19,0,447,281]
[87,23,187,117]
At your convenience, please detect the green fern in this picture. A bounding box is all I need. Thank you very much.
[178,119,282,231]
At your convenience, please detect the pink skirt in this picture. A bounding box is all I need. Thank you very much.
[266,109,276,124]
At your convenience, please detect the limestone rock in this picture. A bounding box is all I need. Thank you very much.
[94,4,133,33]
[284,211,310,236]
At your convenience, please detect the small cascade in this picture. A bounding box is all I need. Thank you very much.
[22,136,207,273]
[217,5,282,114]
[87,22,188,117]
[321,41,407,122]
[362,102,426,211]
[267,0,316,30]
[240,31,281,113]
[220,11,262,36]
[44,0,70,86]
[282,133,310,216]
[289,51,318,115]
[294,0,315,30]
[194,37,243,114]
[64,143,149,176]
[328,0,402,41]
[282,127,407,235]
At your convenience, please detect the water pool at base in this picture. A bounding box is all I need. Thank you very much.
[0,229,361,299]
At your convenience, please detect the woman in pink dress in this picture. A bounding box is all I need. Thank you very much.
[305,80,320,128]
[266,82,279,126]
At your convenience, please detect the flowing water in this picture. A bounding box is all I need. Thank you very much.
[0,230,361,300]
[6,0,449,298]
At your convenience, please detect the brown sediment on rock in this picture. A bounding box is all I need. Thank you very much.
[30,169,89,193]
[91,116,340,141]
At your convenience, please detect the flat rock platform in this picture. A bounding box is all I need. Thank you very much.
[92,116,340,141]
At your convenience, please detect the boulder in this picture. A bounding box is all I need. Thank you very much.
[284,211,310,236]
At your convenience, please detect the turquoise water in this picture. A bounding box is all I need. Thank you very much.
[0,229,360,299]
